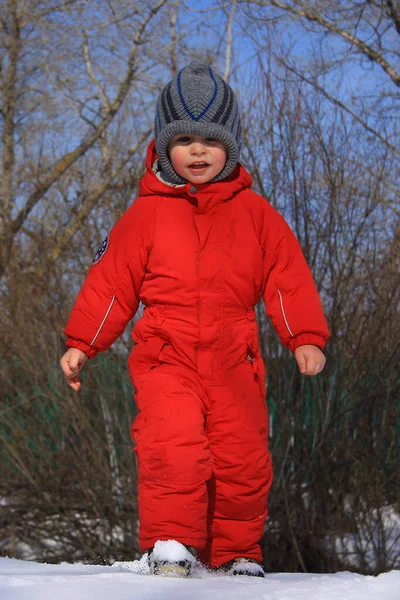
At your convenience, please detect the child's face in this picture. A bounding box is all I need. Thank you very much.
[167,134,227,184]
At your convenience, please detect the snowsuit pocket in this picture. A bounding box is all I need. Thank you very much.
[246,335,266,400]
[128,336,167,377]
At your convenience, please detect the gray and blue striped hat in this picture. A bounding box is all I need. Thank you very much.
[154,62,242,184]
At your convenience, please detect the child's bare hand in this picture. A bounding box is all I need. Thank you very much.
[60,348,88,391]
[294,344,326,376]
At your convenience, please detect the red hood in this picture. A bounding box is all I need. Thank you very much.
[139,140,252,202]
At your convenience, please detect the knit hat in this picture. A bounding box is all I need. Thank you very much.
[154,62,242,184]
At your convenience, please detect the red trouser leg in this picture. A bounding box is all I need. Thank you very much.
[131,365,213,551]
[131,358,272,562]
[198,361,273,568]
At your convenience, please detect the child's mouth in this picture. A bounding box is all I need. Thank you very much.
[188,162,209,169]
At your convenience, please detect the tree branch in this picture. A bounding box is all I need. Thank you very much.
[0,3,19,273]
[224,0,237,82]
[44,129,151,268]
[82,29,111,112]
[21,0,81,27]
[246,0,400,87]
[9,0,168,243]
[275,53,400,156]
[386,0,400,36]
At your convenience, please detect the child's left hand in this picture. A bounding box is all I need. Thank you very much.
[294,344,326,375]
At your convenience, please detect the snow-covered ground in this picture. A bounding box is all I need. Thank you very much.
[1,556,399,600]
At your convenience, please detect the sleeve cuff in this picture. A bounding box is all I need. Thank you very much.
[287,333,328,353]
[65,338,98,359]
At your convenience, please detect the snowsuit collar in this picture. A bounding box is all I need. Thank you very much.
[139,141,252,206]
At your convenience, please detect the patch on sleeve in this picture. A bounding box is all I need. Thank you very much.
[91,236,109,266]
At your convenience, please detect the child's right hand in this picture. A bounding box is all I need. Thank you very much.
[60,348,88,391]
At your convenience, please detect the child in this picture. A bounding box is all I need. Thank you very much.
[60,62,329,578]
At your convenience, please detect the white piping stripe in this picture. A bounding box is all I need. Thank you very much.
[278,289,294,337]
[90,295,116,346]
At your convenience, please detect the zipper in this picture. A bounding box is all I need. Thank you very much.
[277,289,294,337]
[90,295,116,346]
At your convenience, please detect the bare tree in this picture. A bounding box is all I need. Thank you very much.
[0,0,168,279]
[240,0,400,154]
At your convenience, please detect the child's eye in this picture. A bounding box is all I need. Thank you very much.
[205,137,217,143]
[176,136,191,143]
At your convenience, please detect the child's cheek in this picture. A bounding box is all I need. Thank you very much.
[169,147,186,174]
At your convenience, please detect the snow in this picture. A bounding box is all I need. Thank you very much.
[1,557,399,600]
[333,505,400,572]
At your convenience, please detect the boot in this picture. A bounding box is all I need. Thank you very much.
[222,557,265,578]
[147,540,196,577]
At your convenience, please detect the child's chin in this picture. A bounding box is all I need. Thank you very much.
[186,172,216,184]
[188,177,211,184]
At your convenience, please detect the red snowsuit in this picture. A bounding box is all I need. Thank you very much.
[64,141,329,567]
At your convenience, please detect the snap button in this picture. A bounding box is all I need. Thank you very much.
[189,185,197,194]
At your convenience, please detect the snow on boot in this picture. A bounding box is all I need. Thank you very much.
[147,540,196,577]
[223,557,265,578]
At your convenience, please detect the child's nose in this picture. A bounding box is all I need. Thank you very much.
[190,142,206,155]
